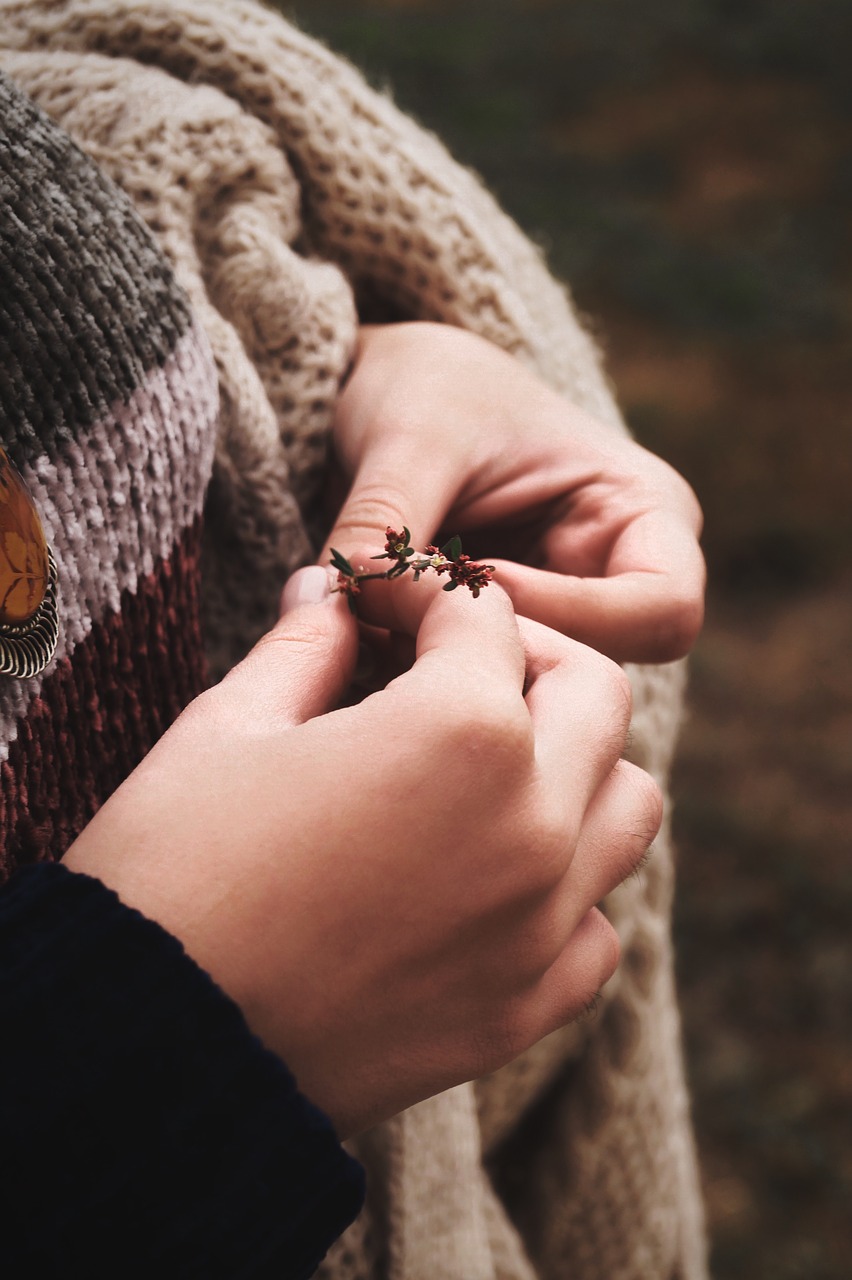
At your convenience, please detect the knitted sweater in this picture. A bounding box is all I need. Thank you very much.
[0,3,708,1277]
[0,71,364,1276]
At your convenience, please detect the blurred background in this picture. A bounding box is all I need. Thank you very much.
[278,2,850,1275]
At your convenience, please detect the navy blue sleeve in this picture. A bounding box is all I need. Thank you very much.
[0,861,365,1278]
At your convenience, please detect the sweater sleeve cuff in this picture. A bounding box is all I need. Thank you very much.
[0,861,365,1278]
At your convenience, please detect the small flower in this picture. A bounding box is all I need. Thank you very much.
[373,526,415,564]
[335,571,361,595]
[332,570,363,613]
[384,526,408,555]
[329,521,495,611]
[434,553,495,598]
[410,545,447,579]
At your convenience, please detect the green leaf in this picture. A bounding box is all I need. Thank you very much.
[330,548,354,576]
[402,526,411,545]
[441,534,463,561]
[442,580,459,591]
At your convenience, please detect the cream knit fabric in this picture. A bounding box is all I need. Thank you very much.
[0,3,708,1276]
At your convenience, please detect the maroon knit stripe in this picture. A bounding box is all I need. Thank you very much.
[0,519,208,881]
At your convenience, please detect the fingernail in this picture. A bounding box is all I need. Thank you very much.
[281,565,332,611]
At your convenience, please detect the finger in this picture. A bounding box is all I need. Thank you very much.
[493,514,706,663]
[525,907,621,1035]
[517,615,633,796]
[560,758,663,916]
[327,519,503,654]
[515,763,661,1015]
[225,565,360,725]
[319,439,460,572]
[325,521,525,704]
[406,579,527,702]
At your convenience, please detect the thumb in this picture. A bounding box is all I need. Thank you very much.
[319,446,458,575]
[226,566,359,725]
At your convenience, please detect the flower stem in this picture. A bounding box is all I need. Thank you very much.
[329,525,495,613]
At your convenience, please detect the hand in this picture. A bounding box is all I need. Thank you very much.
[63,566,661,1138]
[322,322,705,663]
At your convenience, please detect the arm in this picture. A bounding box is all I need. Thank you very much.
[4,560,657,1269]
[0,862,364,1279]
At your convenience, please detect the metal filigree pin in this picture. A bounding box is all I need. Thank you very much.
[0,446,60,677]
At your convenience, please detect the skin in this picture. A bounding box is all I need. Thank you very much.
[323,322,705,664]
[64,323,701,1138]
[65,570,660,1138]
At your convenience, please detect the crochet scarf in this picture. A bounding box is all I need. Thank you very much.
[0,3,708,1276]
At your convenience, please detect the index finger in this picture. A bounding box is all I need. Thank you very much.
[493,509,706,663]
[518,614,634,793]
[364,571,526,699]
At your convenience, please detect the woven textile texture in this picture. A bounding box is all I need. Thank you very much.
[0,64,217,875]
[0,3,708,1276]
[0,70,365,1275]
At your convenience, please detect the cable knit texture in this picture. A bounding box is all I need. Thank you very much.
[0,3,708,1276]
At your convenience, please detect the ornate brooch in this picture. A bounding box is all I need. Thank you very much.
[0,446,59,678]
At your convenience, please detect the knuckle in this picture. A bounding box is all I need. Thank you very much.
[619,760,665,837]
[562,915,621,1024]
[605,660,635,727]
[219,618,347,716]
[594,912,622,982]
[444,685,533,774]
[332,479,412,548]
[170,679,262,748]
[171,683,222,733]
[518,917,564,985]
[585,646,634,723]
[254,621,332,655]
[586,655,634,760]
[523,800,576,896]
[492,913,555,989]
[661,590,706,660]
[610,761,665,880]
[652,454,704,528]
[673,468,705,533]
[470,1012,529,1077]
[245,622,339,682]
[489,914,623,1048]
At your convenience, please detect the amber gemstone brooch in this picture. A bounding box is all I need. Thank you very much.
[0,446,59,677]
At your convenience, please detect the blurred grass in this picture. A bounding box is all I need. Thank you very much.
[276,2,851,1275]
